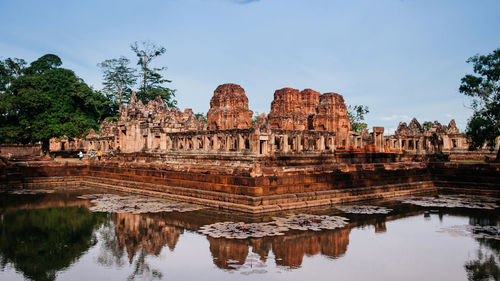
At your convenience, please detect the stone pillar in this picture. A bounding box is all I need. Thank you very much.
[320,136,325,151]
[296,135,302,152]
[238,134,244,152]
[283,135,289,153]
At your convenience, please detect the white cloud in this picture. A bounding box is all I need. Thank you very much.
[380,114,409,121]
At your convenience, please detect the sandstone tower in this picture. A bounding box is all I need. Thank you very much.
[207,83,253,130]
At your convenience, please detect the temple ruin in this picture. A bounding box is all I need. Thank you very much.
[6,83,496,214]
[47,83,498,161]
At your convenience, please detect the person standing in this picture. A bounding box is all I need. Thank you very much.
[97,149,102,161]
[78,151,83,161]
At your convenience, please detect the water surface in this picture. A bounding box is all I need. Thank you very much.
[0,187,498,281]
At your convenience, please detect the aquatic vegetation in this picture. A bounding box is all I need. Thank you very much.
[3,189,55,195]
[439,225,500,240]
[78,194,203,214]
[199,221,288,239]
[199,214,349,239]
[336,205,392,214]
[273,214,349,231]
[401,195,498,210]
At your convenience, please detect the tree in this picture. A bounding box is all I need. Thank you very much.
[0,57,26,92]
[347,105,369,133]
[459,48,500,161]
[0,54,114,153]
[0,207,106,281]
[97,56,136,106]
[422,121,433,131]
[130,40,177,107]
[24,54,62,75]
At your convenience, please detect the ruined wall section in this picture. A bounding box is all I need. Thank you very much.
[268,88,350,147]
[312,93,351,146]
[268,88,319,130]
[206,83,253,130]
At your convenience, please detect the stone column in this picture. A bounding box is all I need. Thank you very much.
[319,136,325,151]
[283,135,289,153]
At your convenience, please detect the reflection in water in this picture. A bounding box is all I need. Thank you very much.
[465,216,500,281]
[96,212,184,280]
[113,213,184,262]
[465,249,500,281]
[0,207,105,281]
[208,228,350,269]
[0,190,499,281]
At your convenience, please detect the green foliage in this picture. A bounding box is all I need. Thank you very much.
[0,55,115,152]
[24,54,62,75]
[195,112,207,123]
[459,48,500,156]
[422,121,433,131]
[131,40,177,107]
[0,207,106,281]
[347,105,369,133]
[0,58,26,92]
[97,56,136,106]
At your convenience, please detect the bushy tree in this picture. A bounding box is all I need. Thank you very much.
[347,105,369,133]
[0,54,114,153]
[459,48,500,161]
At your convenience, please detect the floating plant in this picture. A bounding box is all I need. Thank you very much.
[273,214,349,231]
[199,221,288,239]
[79,193,203,214]
[438,225,500,240]
[199,214,350,240]
[336,205,392,214]
[401,195,498,210]
[4,189,55,195]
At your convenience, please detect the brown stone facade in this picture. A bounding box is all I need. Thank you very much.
[267,89,350,148]
[207,83,253,130]
[45,83,498,161]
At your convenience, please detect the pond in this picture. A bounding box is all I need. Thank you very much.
[0,187,498,281]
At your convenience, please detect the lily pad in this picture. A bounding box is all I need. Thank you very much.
[438,225,500,240]
[83,193,203,214]
[337,205,392,214]
[401,195,498,210]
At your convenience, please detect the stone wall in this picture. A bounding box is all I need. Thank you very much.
[0,144,41,158]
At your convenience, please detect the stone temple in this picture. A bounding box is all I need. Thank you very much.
[4,83,497,213]
[85,83,355,156]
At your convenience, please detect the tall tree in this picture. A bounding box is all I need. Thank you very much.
[0,54,114,153]
[97,56,136,106]
[347,105,369,133]
[0,58,26,92]
[130,40,177,107]
[459,48,500,161]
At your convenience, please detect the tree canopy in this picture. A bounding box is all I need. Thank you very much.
[459,48,500,160]
[98,41,177,108]
[97,56,136,106]
[0,54,114,152]
[347,105,369,133]
[131,40,177,107]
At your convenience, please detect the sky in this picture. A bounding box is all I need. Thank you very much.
[1,0,499,134]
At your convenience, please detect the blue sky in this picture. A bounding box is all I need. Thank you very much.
[1,0,499,134]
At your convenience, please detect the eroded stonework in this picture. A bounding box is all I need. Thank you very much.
[207,83,253,130]
[268,88,350,147]
[46,83,498,161]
